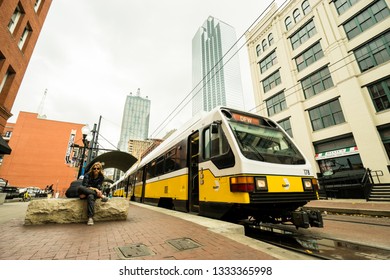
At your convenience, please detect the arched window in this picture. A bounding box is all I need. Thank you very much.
[268,33,274,46]
[293,9,301,23]
[256,44,261,56]
[302,0,311,15]
[285,16,292,30]
[262,39,268,51]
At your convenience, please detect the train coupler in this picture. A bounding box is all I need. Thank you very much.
[291,209,323,228]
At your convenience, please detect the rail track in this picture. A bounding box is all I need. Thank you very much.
[243,217,390,260]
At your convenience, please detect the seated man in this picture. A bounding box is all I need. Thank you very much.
[78,162,108,225]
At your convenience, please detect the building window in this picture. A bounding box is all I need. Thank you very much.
[367,77,390,112]
[295,41,324,71]
[293,9,301,23]
[0,52,4,69]
[4,131,12,138]
[8,3,23,34]
[256,44,262,56]
[301,67,333,99]
[285,16,293,31]
[259,50,278,74]
[268,33,274,46]
[333,0,361,15]
[302,0,311,15]
[278,118,293,138]
[378,124,390,160]
[262,39,268,51]
[308,99,345,131]
[343,0,389,40]
[262,70,281,93]
[354,31,390,72]
[266,91,287,117]
[18,23,32,50]
[34,0,42,12]
[0,67,15,95]
[290,19,317,50]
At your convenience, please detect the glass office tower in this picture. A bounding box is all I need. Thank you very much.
[192,16,244,116]
[117,89,151,152]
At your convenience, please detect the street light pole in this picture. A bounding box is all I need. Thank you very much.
[77,125,91,178]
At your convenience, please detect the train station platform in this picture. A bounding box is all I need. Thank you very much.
[304,198,390,217]
[0,198,389,260]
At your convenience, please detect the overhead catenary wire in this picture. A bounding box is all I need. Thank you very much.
[149,0,279,138]
[152,0,382,136]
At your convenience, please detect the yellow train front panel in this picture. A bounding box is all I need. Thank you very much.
[199,169,310,204]
[199,169,250,204]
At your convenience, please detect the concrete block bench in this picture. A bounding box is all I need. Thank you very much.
[24,197,129,225]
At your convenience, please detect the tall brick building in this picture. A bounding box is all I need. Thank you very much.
[0,112,85,195]
[0,0,52,153]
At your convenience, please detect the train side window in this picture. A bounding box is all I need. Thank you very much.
[203,124,229,159]
[165,148,176,173]
[146,161,156,179]
[155,156,164,176]
[204,130,211,159]
[136,169,143,183]
[176,141,187,169]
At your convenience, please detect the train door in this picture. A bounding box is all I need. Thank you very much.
[141,166,146,203]
[188,131,199,213]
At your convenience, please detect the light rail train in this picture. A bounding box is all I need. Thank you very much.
[112,107,323,228]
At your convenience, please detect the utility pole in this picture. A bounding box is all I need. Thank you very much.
[86,115,102,164]
[94,115,102,154]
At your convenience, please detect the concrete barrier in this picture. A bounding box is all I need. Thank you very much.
[24,197,129,225]
[0,193,6,205]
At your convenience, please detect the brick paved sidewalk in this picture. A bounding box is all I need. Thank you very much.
[0,203,280,260]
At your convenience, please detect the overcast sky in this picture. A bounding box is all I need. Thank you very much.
[9,0,278,150]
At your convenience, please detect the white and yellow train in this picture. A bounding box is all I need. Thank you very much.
[112,107,323,228]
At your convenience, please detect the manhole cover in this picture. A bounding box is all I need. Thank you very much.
[167,238,201,251]
[115,243,154,259]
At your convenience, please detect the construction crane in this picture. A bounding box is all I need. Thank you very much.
[37,88,47,119]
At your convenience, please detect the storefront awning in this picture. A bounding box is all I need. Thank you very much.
[0,136,12,155]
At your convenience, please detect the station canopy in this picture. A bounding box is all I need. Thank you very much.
[85,151,137,174]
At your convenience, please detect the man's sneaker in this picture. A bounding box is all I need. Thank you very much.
[87,218,94,226]
[101,197,108,202]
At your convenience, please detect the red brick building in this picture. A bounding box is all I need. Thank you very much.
[0,0,52,153]
[0,112,85,195]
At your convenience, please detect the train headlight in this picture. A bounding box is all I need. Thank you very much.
[302,178,313,190]
[255,177,268,191]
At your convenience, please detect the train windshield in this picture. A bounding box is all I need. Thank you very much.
[227,113,305,165]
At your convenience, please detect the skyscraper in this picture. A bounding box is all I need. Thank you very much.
[117,89,151,152]
[192,16,244,116]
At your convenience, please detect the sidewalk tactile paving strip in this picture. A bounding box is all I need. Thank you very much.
[167,238,201,251]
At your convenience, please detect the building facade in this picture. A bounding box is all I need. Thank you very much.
[117,89,151,152]
[192,16,244,116]
[246,0,390,196]
[128,138,163,162]
[0,112,85,195]
[0,0,52,152]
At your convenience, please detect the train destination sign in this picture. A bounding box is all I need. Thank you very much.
[231,113,260,125]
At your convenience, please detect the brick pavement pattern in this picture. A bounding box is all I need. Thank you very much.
[0,203,277,260]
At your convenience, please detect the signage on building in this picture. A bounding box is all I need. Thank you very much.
[65,130,76,164]
[315,146,359,160]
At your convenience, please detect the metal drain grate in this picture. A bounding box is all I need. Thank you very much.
[115,243,154,259]
[167,238,201,251]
